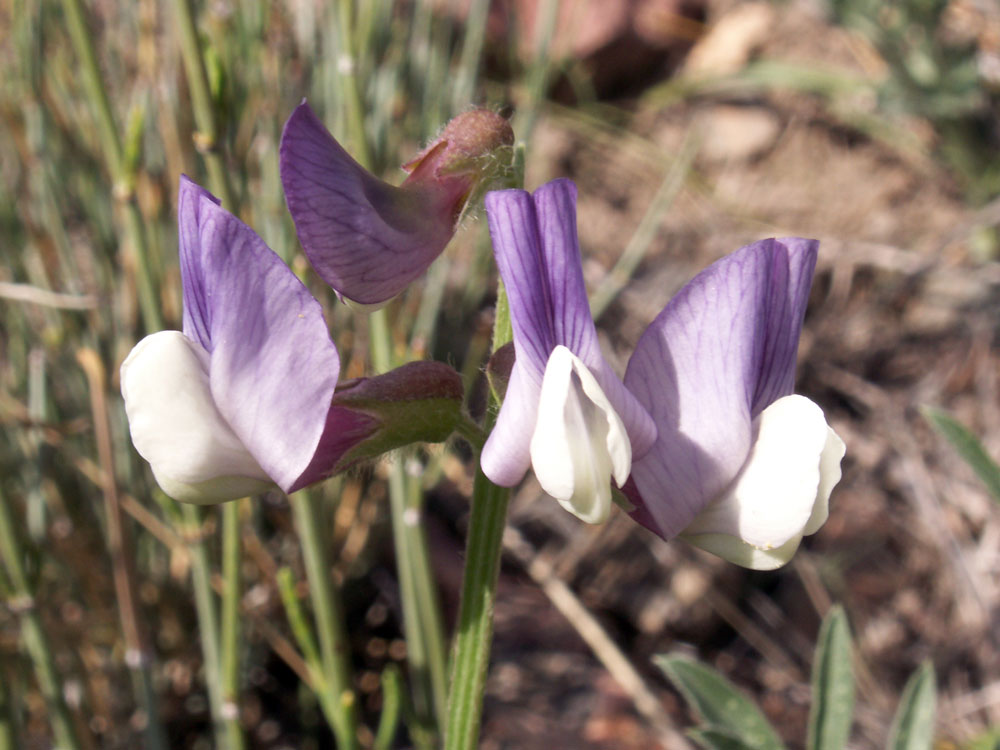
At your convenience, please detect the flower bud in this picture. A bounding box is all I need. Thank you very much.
[321,361,465,474]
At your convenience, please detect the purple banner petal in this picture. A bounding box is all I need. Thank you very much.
[482,179,655,486]
[624,238,818,540]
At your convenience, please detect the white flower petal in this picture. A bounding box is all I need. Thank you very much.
[529,346,631,524]
[681,531,807,571]
[681,394,845,568]
[120,331,273,503]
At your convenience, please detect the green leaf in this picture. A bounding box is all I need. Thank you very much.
[887,661,937,750]
[922,407,1000,502]
[655,654,785,750]
[690,727,761,750]
[807,605,856,750]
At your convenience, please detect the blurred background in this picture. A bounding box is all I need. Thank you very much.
[1,0,999,747]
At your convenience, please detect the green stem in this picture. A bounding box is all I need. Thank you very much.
[0,487,81,750]
[443,161,519,748]
[405,471,449,728]
[60,0,162,333]
[180,504,226,749]
[443,467,510,750]
[170,0,236,209]
[290,489,359,750]
[373,664,403,750]
[219,502,244,750]
[454,414,486,452]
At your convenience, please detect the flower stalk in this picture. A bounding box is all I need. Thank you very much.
[290,489,360,750]
[443,158,523,750]
[220,502,245,750]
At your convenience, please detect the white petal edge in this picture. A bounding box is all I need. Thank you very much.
[681,394,846,570]
[529,345,631,524]
[121,331,273,504]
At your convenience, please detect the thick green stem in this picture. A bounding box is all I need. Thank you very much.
[290,489,359,750]
[0,487,81,750]
[443,468,510,750]
[170,0,236,209]
[60,0,162,332]
[180,505,227,749]
[443,170,519,747]
[219,502,244,750]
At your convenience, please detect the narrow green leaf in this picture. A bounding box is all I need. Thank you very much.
[690,727,760,750]
[887,661,937,750]
[807,605,856,750]
[655,654,785,750]
[922,407,1000,502]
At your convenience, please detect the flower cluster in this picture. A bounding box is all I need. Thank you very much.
[481,182,844,569]
[122,103,844,569]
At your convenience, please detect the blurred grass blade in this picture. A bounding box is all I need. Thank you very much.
[922,406,1000,502]
[590,130,698,320]
[654,654,785,750]
[374,664,403,750]
[0,671,14,750]
[807,605,855,750]
[887,661,936,750]
[0,487,82,750]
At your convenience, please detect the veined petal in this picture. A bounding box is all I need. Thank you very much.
[279,100,460,306]
[530,346,630,523]
[485,180,655,466]
[177,177,342,494]
[680,395,845,558]
[532,180,656,458]
[625,238,819,540]
[484,188,557,377]
[120,331,273,503]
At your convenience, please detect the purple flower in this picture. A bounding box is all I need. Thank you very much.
[480,179,656,523]
[121,177,462,503]
[623,239,845,569]
[280,101,513,308]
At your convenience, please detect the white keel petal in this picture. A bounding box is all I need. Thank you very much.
[530,346,631,524]
[121,331,273,503]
